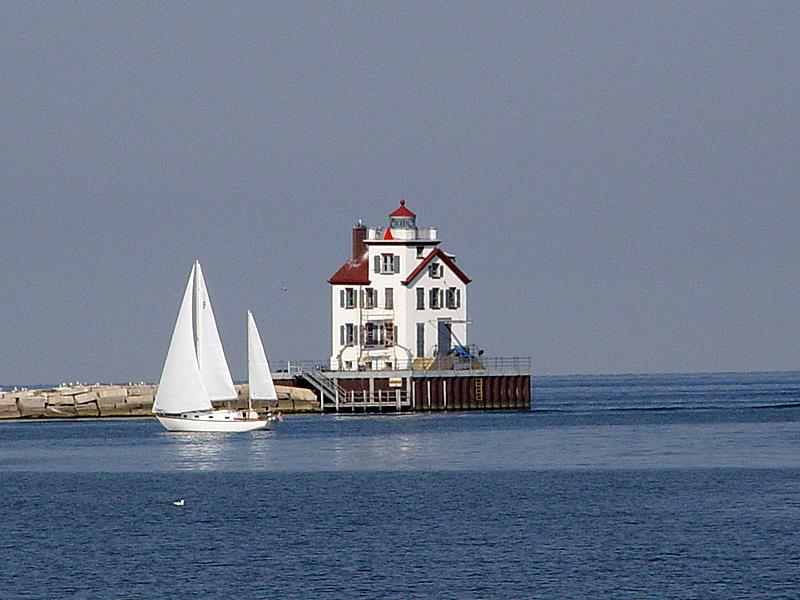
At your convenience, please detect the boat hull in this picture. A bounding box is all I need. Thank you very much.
[155,410,271,432]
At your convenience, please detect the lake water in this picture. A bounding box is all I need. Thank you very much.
[1,372,799,598]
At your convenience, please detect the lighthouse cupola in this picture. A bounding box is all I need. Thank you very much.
[388,199,417,231]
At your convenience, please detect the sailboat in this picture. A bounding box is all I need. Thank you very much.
[152,261,278,432]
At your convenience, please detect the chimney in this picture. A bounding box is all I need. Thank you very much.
[352,220,367,260]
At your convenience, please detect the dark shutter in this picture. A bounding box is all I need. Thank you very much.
[374,255,380,273]
[393,256,400,273]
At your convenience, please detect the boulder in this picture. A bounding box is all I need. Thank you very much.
[74,402,99,417]
[276,385,316,402]
[126,395,154,409]
[65,386,91,395]
[95,386,128,399]
[44,404,77,418]
[17,396,46,417]
[45,395,76,406]
[98,403,131,417]
[0,395,21,418]
[127,385,155,396]
[74,391,99,404]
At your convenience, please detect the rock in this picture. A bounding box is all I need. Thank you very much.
[95,386,128,399]
[276,385,316,402]
[127,386,155,396]
[0,395,21,418]
[74,391,99,404]
[126,395,154,409]
[98,403,131,417]
[17,396,46,417]
[65,386,91,395]
[74,402,99,417]
[45,395,76,406]
[44,404,77,418]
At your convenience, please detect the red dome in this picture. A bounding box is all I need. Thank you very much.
[389,198,416,218]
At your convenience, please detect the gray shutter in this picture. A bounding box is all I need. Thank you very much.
[393,256,400,273]
[340,289,345,308]
[340,325,345,345]
[456,289,461,309]
[374,255,380,273]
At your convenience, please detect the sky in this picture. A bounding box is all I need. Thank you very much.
[2,2,799,384]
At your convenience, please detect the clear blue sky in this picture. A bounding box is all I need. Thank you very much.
[2,2,799,384]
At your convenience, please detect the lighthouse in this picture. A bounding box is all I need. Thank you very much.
[328,200,471,371]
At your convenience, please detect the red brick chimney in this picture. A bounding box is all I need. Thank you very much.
[352,220,367,260]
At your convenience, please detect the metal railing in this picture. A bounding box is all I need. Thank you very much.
[335,388,410,411]
[274,356,531,375]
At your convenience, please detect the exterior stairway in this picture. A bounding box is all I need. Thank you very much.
[300,368,348,411]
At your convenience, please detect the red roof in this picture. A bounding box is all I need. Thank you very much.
[402,247,471,286]
[328,253,370,285]
[389,198,416,218]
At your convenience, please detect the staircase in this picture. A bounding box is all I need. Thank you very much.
[300,368,348,411]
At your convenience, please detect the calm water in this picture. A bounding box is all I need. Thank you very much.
[1,372,800,599]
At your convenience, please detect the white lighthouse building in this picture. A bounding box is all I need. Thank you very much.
[328,200,471,371]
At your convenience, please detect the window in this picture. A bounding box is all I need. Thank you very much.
[375,254,400,274]
[429,262,443,278]
[365,323,379,347]
[446,287,461,309]
[416,287,425,310]
[385,288,394,310]
[364,288,378,309]
[429,288,443,310]
[340,323,356,345]
[416,246,425,259]
[340,288,356,309]
[364,322,394,347]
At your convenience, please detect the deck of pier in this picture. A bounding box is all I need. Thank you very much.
[273,357,531,412]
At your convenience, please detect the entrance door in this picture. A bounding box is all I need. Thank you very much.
[437,319,452,357]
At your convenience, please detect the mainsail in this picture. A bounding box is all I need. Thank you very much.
[248,310,277,401]
[153,264,213,414]
[194,261,237,401]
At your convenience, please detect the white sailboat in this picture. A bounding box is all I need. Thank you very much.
[152,261,275,432]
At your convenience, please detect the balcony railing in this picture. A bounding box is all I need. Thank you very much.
[275,356,531,375]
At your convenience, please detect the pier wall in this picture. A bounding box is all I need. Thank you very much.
[0,383,318,420]
[323,371,531,412]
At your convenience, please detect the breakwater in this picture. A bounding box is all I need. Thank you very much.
[0,383,318,419]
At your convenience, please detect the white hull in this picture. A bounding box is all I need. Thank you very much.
[155,410,271,432]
